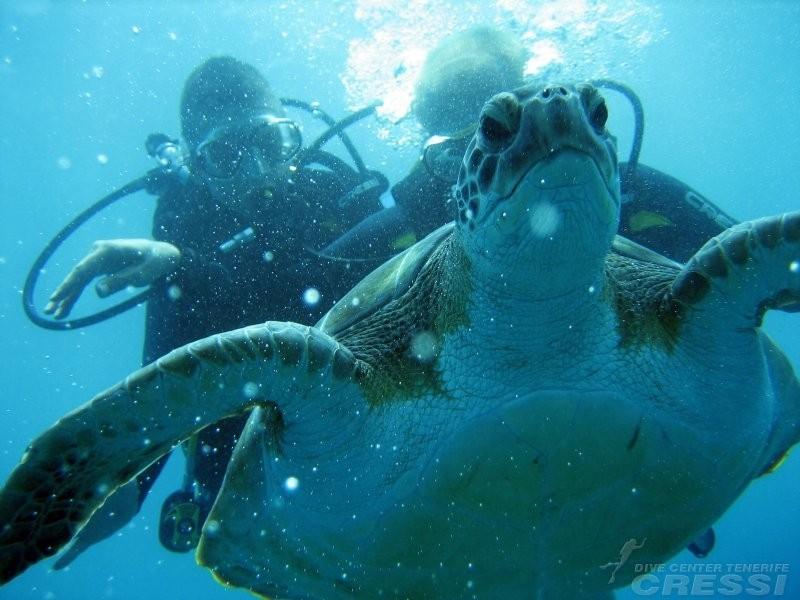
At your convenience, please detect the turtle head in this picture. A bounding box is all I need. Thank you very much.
[455,83,620,296]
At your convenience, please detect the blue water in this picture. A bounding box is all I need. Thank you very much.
[0,2,798,599]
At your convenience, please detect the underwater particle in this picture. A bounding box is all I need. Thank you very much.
[167,31,178,41]
[242,381,260,399]
[789,260,799,273]
[3,56,11,65]
[303,287,321,306]
[263,250,274,262]
[56,156,72,170]
[131,25,141,34]
[588,285,595,294]
[410,330,438,363]
[96,153,109,165]
[91,65,104,79]
[350,296,361,307]
[167,284,182,301]
[284,476,299,492]
[201,443,213,456]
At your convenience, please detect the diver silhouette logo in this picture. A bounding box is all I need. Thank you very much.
[600,537,647,584]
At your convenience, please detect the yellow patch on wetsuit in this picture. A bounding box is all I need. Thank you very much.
[763,449,791,475]
[628,210,673,232]
[320,218,343,233]
[392,232,418,251]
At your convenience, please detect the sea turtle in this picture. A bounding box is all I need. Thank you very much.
[1,82,799,599]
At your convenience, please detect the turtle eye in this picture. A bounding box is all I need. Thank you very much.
[478,92,520,152]
[480,115,513,146]
[590,100,608,132]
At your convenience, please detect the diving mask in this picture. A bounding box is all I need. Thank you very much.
[194,114,302,180]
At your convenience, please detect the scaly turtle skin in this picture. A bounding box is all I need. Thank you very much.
[1,83,799,599]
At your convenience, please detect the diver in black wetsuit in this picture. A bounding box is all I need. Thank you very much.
[44,56,385,560]
[325,27,737,266]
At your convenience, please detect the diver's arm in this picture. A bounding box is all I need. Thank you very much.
[321,204,412,259]
[390,159,457,240]
[43,238,181,319]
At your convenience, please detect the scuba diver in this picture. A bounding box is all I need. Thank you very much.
[325,26,738,265]
[39,56,387,562]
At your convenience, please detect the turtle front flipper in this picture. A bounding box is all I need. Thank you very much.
[669,212,800,328]
[0,322,361,584]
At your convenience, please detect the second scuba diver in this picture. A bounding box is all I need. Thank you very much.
[327,27,738,266]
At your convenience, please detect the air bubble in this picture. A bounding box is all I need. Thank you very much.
[303,287,321,306]
[529,201,560,237]
[410,331,438,363]
[205,519,220,535]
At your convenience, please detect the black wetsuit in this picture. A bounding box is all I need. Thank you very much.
[325,153,738,265]
[137,163,383,513]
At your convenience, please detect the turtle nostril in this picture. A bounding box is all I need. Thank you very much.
[590,101,609,132]
[541,86,569,100]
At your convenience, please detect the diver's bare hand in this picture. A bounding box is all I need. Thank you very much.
[44,239,181,319]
